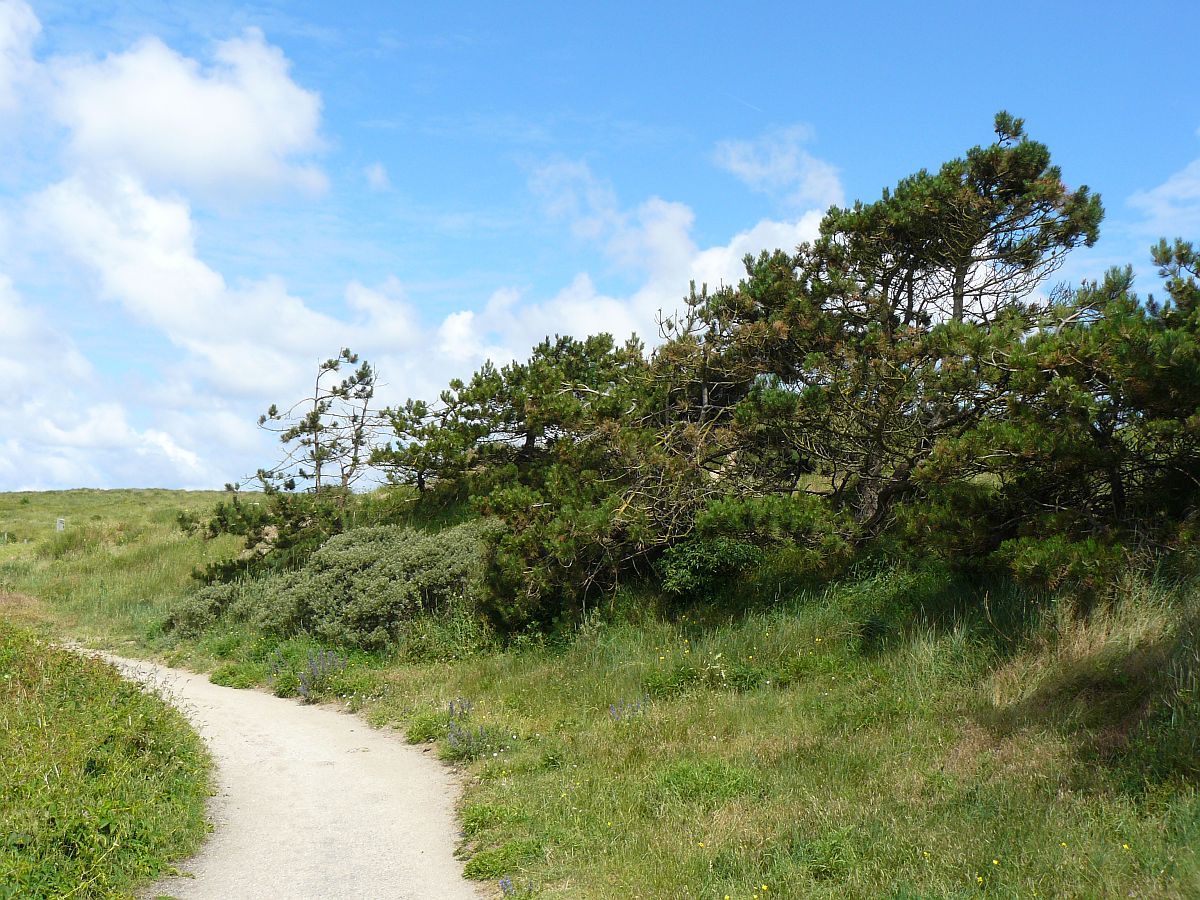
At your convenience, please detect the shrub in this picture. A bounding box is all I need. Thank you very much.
[163,582,237,637]
[660,537,763,597]
[271,518,505,649]
[169,518,505,649]
[995,534,1126,599]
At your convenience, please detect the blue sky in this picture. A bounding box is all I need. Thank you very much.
[2,0,1199,489]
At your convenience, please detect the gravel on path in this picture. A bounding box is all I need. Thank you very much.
[102,656,487,900]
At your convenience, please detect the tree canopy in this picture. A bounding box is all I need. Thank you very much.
[210,113,1200,629]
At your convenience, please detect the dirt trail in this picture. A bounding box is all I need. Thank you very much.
[102,656,487,900]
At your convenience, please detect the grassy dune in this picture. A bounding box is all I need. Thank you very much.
[0,489,235,643]
[0,620,210,898]
[0,491,222,898]
[3,490,1198,898]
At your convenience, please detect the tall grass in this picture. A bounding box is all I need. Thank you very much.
[350,575,1198,898]
[0,621,210,898]
[4,489,1198,897]
[0,489,236,643]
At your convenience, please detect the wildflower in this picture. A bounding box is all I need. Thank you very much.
[992,859,999,865]
[1122,843,1130,851]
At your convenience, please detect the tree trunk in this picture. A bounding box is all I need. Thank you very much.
[952,262,969,323]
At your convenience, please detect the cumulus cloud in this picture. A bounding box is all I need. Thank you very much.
[28,174,344,394]
[430,160,825,370]
[26,172,451,409]
[52,28,325,196]
[0,273,218,489]
[714,124,843,210]
[0,0,38,111]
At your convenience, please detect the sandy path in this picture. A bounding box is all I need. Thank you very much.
[102,656,487,900]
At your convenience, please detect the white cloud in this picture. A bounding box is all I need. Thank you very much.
[714,124,843,210]
[0,272,91,389]
[529,160,622,241]
[438,160,825,371]
[0,272,220,489]
[345,277,419,348]
[0,0,38,111]
[1129,156,1200,239]
[27,173,350,396]
[52,28,325,196]
[364,161,390,191]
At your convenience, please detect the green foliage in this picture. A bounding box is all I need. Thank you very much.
[995,535,1126,597]
[201,115,1194,633]
[9,488,1200,897]
[394,605,497,661]
[660,537,763,596]
[403,705,450,743]
[257,348,379,494]
[279,518,503,649]
[209,660,264,689]
[270,667,301,698]
[462,803,524,837]
[164,581,238,637]
[643,663,701,698]
[0,623,209,898]
[169,518,504,650]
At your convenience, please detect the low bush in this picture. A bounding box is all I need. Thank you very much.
[166,518,505,651]
[278,518,503,648]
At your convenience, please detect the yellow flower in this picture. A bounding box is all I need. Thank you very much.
[1122,843,1130,851]
[992,858,999,865]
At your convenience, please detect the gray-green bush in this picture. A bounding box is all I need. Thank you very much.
[168,518,504,650]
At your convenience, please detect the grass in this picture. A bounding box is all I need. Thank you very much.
[3,489,1199,898]
[0,619,210,899]
[0,489,237,644]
